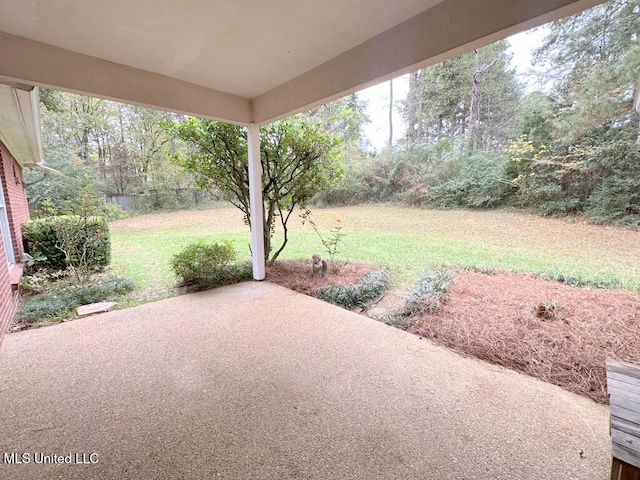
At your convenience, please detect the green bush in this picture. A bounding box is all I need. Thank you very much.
[315,270,389,309]
[431,152,511,208]
[19,275,134,322]
[316,141,512,210]
[22,215,111,271]
[171,241,252,291]
[100,203,129,221]
[585,177,640,225]
[399,266,455,317]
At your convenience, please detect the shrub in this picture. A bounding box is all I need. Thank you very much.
[585,177,640,225]
[22,215,111,271]
[19,275,134,323]
[431,152,511,208]
[399,266,455,317]
[100,203,129,221]
[314,270,389,309]
[171,241,252,291]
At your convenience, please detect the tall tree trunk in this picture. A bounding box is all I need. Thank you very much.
[322,104,331,131]
[468,48,482,150]
[388,79,393,148]
[406,72,418,142]
[468,48,498,150]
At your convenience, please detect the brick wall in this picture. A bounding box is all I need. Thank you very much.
[0,237,18,345]
[0,142,30,344]
[0,142,29,258]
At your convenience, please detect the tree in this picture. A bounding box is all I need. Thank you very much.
[34,89,203,212]
[534,0,640,145]
[388,79,394,148]
[400,41,521,148]
[302,93,369,147]
[517,0,640,222]
[166,117,342,265]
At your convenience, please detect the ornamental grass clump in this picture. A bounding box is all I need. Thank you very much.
[314,270,389,309]
[400,265,455,317]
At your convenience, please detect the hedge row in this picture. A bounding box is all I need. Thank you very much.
[22,215,111,270]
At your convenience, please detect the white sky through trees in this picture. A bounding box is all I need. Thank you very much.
[358,27,548,151]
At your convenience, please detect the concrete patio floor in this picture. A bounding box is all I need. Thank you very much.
[0,281,610,479]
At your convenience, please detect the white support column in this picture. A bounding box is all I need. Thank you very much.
[247,123,266,280]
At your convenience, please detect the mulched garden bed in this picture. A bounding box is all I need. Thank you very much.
[409,270,640,404]
[266,259,374,296]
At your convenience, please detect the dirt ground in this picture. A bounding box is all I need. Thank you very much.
[268,260,640,404]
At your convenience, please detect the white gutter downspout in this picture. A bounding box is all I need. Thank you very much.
[247,123,265,280]
[13,85,43,164]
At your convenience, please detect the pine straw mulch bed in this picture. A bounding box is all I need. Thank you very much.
[408,270,640,404]
[266,259,374,296]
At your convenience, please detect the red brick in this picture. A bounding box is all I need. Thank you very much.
[0,141,30,345]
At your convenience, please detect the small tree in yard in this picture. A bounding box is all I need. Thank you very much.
[166,117,342,266]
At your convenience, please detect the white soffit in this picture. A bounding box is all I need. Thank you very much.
[0,0,441,99]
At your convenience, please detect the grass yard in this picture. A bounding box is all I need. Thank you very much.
[110,204,640,299]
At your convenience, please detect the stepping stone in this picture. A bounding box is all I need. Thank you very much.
[77,302,116,317]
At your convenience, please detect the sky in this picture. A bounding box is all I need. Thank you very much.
[357,27,549,151]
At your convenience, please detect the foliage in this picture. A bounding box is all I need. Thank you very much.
[319,140,512,209]
[542,270,622,289]
[22,215,111,273]
[170,241,252,291]
[314,271,389,309]
[401,41,522,148]
[30,89,203,215]
[301,214,346,271]
[302,94,370,148]
[101,203,130,221]
[165,117,343,265]
[399,266,455,317]
[20,269,70,295]
[506,131,640,220]
[19,275,134,323]
[431,151,511,208]
[502,0,640,222]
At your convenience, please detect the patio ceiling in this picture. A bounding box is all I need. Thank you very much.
[0,0,605,126]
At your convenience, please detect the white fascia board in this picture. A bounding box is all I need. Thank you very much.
[0,32,252,125]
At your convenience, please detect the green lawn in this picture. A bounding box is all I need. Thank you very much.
[110,205,640,300]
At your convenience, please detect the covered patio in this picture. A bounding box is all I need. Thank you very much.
[0,0,614,477]
[0,282,609,479]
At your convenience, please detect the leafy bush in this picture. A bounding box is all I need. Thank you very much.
[19,276,134,323]
[506,132,640,223]
[22,215,111,271]
[314,270,389,309]
[100,203,129,221]
[399,266,455,317]
[317,141,511,209]
[171,241,252,291]
[585,177,640,225]
[431,152,511,208]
